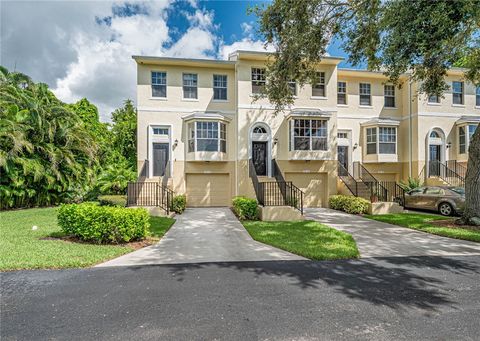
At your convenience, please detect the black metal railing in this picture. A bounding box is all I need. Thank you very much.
[378,181,406,206]
[447,160,467,179]
[249,159,304,214]
[127,181,173,214]
[353,161,388,201]
[338,161,359,197]
[429,160,465,187]
[272,159,287,199]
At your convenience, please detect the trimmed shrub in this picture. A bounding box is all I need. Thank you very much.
[98,195,127,207]
[232,196,258,220]
[58,203,149,243]
[329,195,369,215]
[172,195,186,214]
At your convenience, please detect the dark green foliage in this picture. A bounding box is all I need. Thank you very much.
[98,195,127,207]
[232,196,259,220]
[58,203,149,243]
[96,160,136,195]
[329,195,370,215]
[172,194,186,214]
[399,177,423,192]
[255,0,480,110]
[111,100,137,170]
[0,68,98,209]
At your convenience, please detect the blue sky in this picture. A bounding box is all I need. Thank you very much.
[1,0,350,120]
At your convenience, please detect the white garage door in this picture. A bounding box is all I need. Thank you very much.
[285,172,327,207]
[186,173,231,207]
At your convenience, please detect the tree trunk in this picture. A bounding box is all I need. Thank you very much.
[462,125,480,225]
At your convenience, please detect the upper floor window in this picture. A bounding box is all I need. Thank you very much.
[384,85,395,108]
[337,132,348,139]
[183,73,198,99]
[251,68,266,94]
[359,83,371,106]
[459,126,466,154]
[312,72,326,97]
[288,79,297,96]
[213,74,227,100]
[337,82,347,104]
[452,81,464,105]
[366,126,397,155]
[291,119,327,151]
[428,94,440,104]
[476,86,480,106]
[188,121,226,153]
[151,71,166,98]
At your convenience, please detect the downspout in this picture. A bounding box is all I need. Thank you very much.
[234,58,239,196]
[408,77,413,178]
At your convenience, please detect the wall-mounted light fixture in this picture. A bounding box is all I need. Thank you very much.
[353,143,358,150]
[173,139,178,148]
[446,141,452,149]
[273,137,278,145]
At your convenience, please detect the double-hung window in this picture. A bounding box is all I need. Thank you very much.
[312,72,326,97]
[452,81,464,105]
[459,126,466,154]
[251,68,266,94]
[366,128,377,154]
[288,79,297,96]
[183,73,198,99]
[213,74,227,100]
[379,127,396,154]
[188,122,226,153]
[476,86,480,107]
[337,82,347,104]
[428,94,440,104]
[151,71,167,98]
[292,119,327,151]
[359,83,371,106]
[384,85,395,108]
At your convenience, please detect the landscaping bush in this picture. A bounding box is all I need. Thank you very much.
[98,195,127,207]
[172,195,186,214]
[329,195,369,214]
[58,203,149,243]
[232,196,258,220]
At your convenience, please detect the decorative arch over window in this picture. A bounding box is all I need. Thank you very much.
[430,131,440,138]
[253,126,267,134]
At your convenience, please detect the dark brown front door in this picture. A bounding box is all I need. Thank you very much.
[153,143,169,176]
[252,141,267,176]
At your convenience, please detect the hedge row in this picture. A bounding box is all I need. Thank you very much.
[58,203,149,243]
[329,195,370,214]
[232,196,258,220]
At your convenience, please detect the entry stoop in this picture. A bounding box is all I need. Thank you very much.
[259,206,304,221]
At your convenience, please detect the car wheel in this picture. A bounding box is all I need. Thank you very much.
[438,202,453,216]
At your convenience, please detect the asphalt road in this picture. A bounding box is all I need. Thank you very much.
[2,256,480,340]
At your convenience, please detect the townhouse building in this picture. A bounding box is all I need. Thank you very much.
[132,50,479,213]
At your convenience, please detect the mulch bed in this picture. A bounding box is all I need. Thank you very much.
[429,219,480,231]
[40,235,158,250]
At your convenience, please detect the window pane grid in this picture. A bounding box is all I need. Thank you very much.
[359,83,371,106]
[293,119,327,151]
[213,75,227,100]
[452,81,464,105]
[188,121,226,153]
[312,72,326,97]
[152,72,167,98]
[183,73,198,99]
[251,68,266,94]
[384,85,395,107]
[476,87,480,106]
[337,81,347,104]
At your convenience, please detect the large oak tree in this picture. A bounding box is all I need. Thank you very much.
[255,0,480,224]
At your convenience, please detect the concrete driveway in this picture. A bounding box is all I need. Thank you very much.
[98,208,304,267]
[306,208,480,258]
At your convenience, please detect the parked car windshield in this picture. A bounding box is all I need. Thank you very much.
[449,187,465,196]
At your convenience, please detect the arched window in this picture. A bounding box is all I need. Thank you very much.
[430,131,440,138]
[253,126,267,134]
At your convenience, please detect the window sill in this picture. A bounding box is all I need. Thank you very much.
[452,104,465,107]
[337,104,349,107]
[310,96,327,100]
[182,98,199,102]
[359,105,373,109]
[476,106,480,109]
[383,107,397,110]
[150,97,167,101]
[212,99,229,103]
[427,102,441,106]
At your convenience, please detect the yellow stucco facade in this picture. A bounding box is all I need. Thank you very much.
[134,51,480,208]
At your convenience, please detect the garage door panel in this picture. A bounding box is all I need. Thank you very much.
[285,172,327,208]
[186,174,230,207]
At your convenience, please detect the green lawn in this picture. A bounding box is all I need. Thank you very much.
[364,213,480,243]
[242,220,360,260]
[0,207,175,271]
